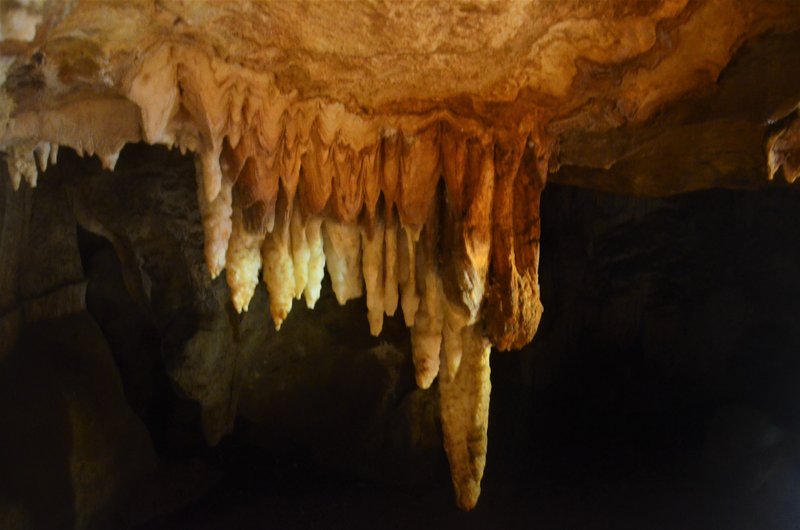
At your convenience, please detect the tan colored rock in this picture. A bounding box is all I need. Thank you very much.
[261,193,294,330]
[439,324,492,510]
[485,131,548,350]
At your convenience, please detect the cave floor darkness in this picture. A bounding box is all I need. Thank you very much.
[134,349,800,530]
[134,357,800,530]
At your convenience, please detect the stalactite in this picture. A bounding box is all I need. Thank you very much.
[303,216,326,309]
[361,215,385,336]
[383,204,399,318]
[261,189,295,330]
[194,159,233,280]
[290,200,310,300]
[439,324,492,510]
[410,187,444,390]
[226,208,264,313]
[322,218,363,306]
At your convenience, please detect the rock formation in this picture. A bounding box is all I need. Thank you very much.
[2,0,800,510]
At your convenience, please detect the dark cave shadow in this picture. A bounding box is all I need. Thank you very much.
[0,319,77,530]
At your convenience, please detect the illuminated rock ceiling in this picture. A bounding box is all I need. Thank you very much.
[2,0,800,510]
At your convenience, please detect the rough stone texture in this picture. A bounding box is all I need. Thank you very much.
[1,155,86,356]
[5,0,795,122]
[64,145,251,444]
[554,29,800,196]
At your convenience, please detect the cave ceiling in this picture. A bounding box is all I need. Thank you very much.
[1,0,800,510]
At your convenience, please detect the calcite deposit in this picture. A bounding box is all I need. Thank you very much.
[2,0,800,510]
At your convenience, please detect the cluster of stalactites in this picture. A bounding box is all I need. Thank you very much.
[1,45,549,510]
[211,127,485,329]
[205,119,498,388]
[1,117,547,512]
[192,119,547,509]
[2,43,546,353]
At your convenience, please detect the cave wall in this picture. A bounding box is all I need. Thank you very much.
[0,159,158,530]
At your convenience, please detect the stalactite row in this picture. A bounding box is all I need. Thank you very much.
[1,44,549,510]
[204,126,543,509]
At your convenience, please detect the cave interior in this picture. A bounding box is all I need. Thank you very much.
[1,1,800,529]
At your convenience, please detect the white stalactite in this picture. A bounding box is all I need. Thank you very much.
[361,218,385,336]
[398,224,420,327]
[100,149,121,171]
[33,142,50,173]
[441,301,470,383]
[304,216,326,309]
[49,143,59,166]
[383,205,399,317]
[225,209,263,313]
[290,204,310,299]
[322,219,363,305]
[200,147,223,203]
[6,146,37,189]
[439,325,492,511]
[261,222,295,330]
[410,265,444,389]
[195,162,233,279]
